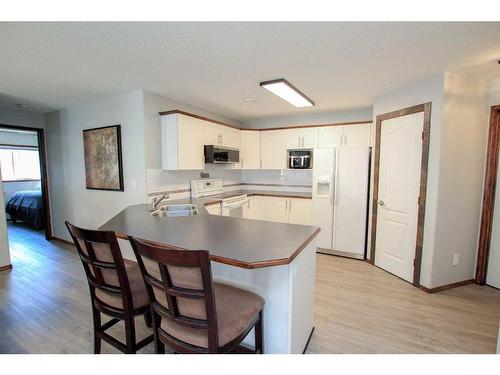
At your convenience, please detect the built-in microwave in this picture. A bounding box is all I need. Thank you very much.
[288,150,312,169]
[204,145,240,164]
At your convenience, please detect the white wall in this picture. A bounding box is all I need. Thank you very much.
[431,73,488,287]
[0,166,11,268]
[489,78,500,107]
[44,91,148,241]
[0,108,45,129]
[371,73,490,289]
[243,108,372,129]
[0,129,38,146]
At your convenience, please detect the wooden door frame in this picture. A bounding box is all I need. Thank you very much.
[475,105,500,284]
[369,102,432,287]
[0,123,52,240]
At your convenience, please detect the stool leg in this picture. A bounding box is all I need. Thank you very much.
[92,308,102,354]
[255,310,263,354]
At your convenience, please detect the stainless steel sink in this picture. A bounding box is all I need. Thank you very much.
[151,204,198,217]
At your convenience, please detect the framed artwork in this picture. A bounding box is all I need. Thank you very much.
[82,124,124,191]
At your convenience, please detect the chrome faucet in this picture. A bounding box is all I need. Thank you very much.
[150,193,169,211]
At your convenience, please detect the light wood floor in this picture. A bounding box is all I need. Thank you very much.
[1,223,499,354]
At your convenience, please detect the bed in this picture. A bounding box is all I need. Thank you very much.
[6,190,45,229]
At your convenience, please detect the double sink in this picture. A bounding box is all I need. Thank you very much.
[150,204,198,218]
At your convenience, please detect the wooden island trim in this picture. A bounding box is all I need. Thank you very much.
[114,227,320,269]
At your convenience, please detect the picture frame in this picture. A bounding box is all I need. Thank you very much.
[82,124,124,191]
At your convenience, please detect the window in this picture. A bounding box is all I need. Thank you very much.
[0,147,41,181]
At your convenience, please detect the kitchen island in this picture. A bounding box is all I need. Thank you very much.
[100,198,319,354]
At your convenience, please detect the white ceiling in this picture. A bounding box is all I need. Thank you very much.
[1,22,500,122]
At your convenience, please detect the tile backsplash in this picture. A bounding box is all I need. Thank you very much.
[147,166,312,200]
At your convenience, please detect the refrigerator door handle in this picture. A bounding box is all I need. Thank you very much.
[334,149,339,206]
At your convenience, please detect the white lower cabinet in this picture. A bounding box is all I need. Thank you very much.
[244,195,311,225]
[288,198,312,225]
[268,197,289,223]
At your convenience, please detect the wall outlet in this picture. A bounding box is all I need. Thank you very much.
[452,253,460,266]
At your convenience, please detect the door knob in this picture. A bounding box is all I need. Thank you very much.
[378,200,385,207]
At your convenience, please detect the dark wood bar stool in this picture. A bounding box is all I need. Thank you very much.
[65,221,154,354]
[128,236,265,354]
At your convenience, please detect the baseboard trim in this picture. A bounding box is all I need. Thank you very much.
[419,279,475,293]
[0,264,13,272]
[51,236,74,247]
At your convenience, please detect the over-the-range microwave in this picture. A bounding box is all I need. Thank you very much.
[204,145,240,164]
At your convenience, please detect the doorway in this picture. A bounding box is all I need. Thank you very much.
[370,103,431,287]
[0,124,51,241]
[476,104,500,288]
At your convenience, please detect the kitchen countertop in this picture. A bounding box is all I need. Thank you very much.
[99,192,319,269]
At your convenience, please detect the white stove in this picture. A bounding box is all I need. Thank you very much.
[191,179,248,217]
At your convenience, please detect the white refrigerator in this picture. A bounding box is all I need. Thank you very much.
[312,147,370,259]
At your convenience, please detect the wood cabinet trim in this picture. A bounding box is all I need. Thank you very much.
[159,109,371,131]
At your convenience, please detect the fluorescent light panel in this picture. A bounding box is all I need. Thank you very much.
[260,79,314,108]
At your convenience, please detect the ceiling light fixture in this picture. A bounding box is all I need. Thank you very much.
[260,79,314,108]
[243,98,256,103]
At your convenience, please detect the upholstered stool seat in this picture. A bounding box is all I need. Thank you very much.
[160,282,264,349]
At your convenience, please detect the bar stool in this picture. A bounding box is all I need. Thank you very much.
[128,236,264,354]
[65,221,154,353]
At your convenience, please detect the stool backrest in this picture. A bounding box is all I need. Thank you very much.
[128,236,218,352]
[65,221,133,314]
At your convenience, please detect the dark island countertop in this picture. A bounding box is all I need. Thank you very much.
[100,193,319,269]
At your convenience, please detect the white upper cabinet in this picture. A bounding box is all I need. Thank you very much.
[203,122,221,146]
[318,126,344,148]
[203,122,241,148]
[286,127,318,149]
[161,114,205,170]
[342,124,371,148]
[261,130,287,169]
[318,123,371,148]
[240,130,261,169]
[221,126,241,149]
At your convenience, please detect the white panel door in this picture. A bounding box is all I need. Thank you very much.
[343,124,371,148]
[318,126,343,148]
[288,198,312,225]
[268,197,289,223]
[285,128,302,149]
[332,148,370,256]
[240,131,261,169]
[374,112,424,283]
[261,130,287,169]
[487,159,500,288]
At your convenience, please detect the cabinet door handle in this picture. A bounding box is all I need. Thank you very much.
[285,199,288,211]
[340,134,343,146]
[344,134,348,146]
[289,199,292,211]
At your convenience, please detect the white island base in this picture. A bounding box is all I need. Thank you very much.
[211,240,316,354]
